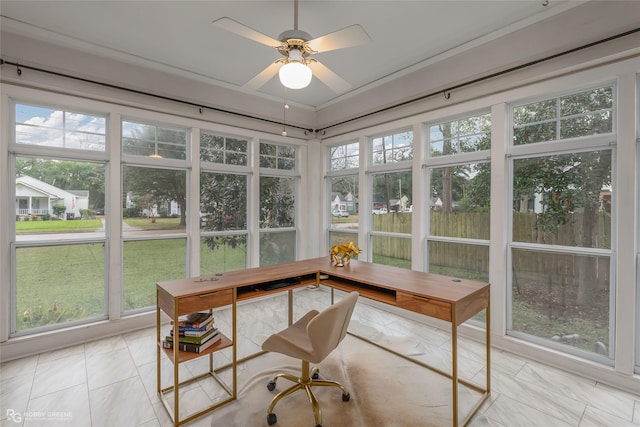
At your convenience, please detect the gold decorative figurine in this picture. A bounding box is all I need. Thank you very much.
[329,242,361,266]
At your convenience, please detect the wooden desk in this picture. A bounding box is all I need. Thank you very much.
[157,258,490,426]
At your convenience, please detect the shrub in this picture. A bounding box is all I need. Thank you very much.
[52,204,67,218]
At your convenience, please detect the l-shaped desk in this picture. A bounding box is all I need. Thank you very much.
[157,257,490,426]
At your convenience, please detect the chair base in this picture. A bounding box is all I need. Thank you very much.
[266,360,350,426]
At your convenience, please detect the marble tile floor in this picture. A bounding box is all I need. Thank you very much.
[1,286,639,427]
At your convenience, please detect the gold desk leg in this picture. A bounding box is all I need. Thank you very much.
[156,290,161,400]
[232,288,238,400]
[486,289,491,395]
[288,289,293,326]
[173,303,179,427]
[452,309,458,427]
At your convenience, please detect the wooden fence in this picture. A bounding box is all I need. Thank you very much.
[370,211,611,277]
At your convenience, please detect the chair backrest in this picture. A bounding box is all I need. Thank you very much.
[307,291,359,361]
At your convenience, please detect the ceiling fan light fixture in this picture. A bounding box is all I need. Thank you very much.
[279,61,312,89]
[279,48,312,89]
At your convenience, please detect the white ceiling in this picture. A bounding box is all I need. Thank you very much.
[0,0,587,110]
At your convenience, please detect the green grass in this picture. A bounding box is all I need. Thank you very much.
[16,219,103,233]
[122,239,187,311]
[16,243,106,330]
[124,217,184,230]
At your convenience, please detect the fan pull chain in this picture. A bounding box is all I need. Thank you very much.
[282,88,289,136]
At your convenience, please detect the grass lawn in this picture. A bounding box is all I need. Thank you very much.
[16,243,106,330]
[16,219,103,233]
[124,217,184,230]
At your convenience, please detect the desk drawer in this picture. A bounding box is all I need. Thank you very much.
[396,291,451,322]
[179,289,233,315]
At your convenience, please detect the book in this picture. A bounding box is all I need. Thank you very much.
[162,333,222,353]
[171,312,214,328]
[167,328,219,345]
[172,321,216,337]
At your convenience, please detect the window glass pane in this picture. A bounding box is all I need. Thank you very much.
[429,113,490,156]
[430,162,490,239]
[330,176,359,229]
[122,120,187,159]
[260,142,296,170]
[330,142,359,171]
[371,171,412,231]
[371,235,411,269]
[122,238,186,312]
[200,172,247,231]
[15,243,105,332]
[200,235,247,275]
[428,241,488,324]
[428,241,489,282]
[122,166,187,237]
[15,103,106,151]
[200,132,248,165]
[15,158,105,237]
[513,86,613,145]
[260,176,295,228]
[329,231,359,252]
[260,230,296,266]
[512,150,611,249]
[372,130,412,164]
[510,249,611,358]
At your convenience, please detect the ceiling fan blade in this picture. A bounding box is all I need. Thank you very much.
[243,61,282,91]
[306,24,371,53]
[309,61,351,93]
[212,17,282,48]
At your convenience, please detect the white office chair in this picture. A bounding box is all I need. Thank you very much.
[261,291,359,427]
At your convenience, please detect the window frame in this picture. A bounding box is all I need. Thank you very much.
[506,83,617,363]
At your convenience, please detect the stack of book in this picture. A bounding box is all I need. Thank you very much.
[163,311,221,353]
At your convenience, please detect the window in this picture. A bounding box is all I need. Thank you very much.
[371,130,412,164]
[121,164,187,312]
[330,141,359,171]
[260,141,298,266]
[15,103,107,152]
[200,132,248,165]
[12,104,107,334]
[200,172,248,274]
[122,120,188,159]
[508,85,615,361]
[370,170,412,268]
[426,112,491,325]
[428,162,490,280]
[260,141,296,170]
[327,141,360,249]
[429,113,491,156]
[15,243,106,333]
[513,87,613,145]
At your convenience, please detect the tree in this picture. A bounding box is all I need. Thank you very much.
[200,172,247,251]
[123,166,187,225]
[429,115,491,213]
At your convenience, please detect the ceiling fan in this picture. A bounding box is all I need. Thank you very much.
[212,0,370,92]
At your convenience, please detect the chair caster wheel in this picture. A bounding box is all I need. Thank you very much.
[342,392,350,402]
[267,380,276,391]
[312,371,319,380]
[267,412,277,425]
